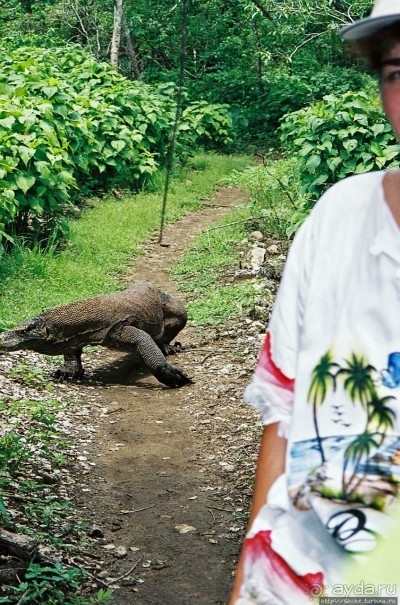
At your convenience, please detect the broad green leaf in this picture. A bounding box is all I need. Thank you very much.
[34,161,52,178]
[0,83,13,96]
[372,123,385,136]
[58,170,76,185]
[327,157,342,172]
[18,145,36,166]
[343,139,358,153]
[111,140,126,152]
[0,227,14,243]
[15,174,36,194]
[306,154,321,172]
[353,113,369,126]
[370,141,384,157]
[0,116,15,129]
[29,197,45,214]
[42,86,58,99]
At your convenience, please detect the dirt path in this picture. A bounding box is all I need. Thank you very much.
[0,185,276,604]
[70,187,264,605]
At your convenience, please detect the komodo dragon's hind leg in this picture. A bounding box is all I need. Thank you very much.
[55,349,84,380]
[107,326,192,387]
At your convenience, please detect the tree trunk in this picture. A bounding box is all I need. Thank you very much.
[111,0,124,69]
[250,0,273,21]
[124,18,142,80]
[22,0,32,14]
[252,21,264,95]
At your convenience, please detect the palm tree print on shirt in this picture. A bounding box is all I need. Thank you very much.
[336,353,376,428]
[308,351,338,464]
[307,350,398,503]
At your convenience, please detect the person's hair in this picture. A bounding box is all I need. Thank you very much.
[351,22,400,71]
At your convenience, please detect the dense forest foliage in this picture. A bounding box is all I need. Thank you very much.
[0,0,376,147]
[1,0,399,250]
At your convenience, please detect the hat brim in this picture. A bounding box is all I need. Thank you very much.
[341,14,400,40]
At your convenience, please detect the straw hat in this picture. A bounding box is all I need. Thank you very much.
[341,0,400,40]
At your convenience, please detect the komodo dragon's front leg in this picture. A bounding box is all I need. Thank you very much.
[107,326,192,387]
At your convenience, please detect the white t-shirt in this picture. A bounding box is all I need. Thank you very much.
[240,171,400,604]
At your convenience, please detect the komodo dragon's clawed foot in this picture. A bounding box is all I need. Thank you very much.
[55,352,84,381]
[161,342,184,356]
[54,367,85,381]
[156,363,193,388]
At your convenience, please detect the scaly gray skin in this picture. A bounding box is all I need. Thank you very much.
[0,281,192,388]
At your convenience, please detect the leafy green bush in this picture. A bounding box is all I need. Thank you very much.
[180,101,233,151]
[230,158,312,237]
[281,90,400,199]
[0,46,234,250]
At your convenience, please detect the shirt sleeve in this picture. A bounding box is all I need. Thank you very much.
[244,213,316,437]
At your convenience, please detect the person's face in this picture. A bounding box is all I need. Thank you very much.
[381,42,400,139]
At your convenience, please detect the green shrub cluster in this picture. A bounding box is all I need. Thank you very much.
[0,46,233,249]
[230,158,312,237]
[281,90,400,199]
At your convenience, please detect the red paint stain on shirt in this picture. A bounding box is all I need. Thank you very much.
[257,332,295,391]
[245,529,325,596]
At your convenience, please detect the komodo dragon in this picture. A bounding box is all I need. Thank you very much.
[0,281,192,387]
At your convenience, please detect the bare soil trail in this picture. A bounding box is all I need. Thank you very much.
[72,186,264,605]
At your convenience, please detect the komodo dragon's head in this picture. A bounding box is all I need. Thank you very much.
[0,316,54,354]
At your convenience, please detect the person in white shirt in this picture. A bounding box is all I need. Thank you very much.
[230,2,400,603]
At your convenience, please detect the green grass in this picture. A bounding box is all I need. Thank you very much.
[171,207,268,326]
[0,153,252,328]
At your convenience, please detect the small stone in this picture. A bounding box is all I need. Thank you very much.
[88,526,104,538]
[251,321,265,333]
[250,246,266,272]
[219,463,235,472]
[98,570,109,579]
[267,244,279,254]
[250,231,263,241]
[114,546,127,558]
[174,524,197,534]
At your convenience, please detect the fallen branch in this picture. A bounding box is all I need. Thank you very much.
[16,589,29,605]
[207,508,216,527]
[108,557,142,584]
[203,216,266,233]
[206,504,235,514]
[201,201,230,208]
[83,569,111,589]
[119,504,156,515]
[0,529,38,561]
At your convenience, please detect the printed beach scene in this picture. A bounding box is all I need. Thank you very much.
[287,350,400,552]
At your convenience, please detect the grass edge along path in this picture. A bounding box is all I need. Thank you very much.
[171,207,270,327]
[0,153,253,328]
